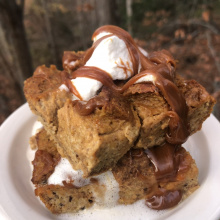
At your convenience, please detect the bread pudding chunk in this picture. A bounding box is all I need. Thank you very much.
[61,26,190,146]
[31,128,199,213]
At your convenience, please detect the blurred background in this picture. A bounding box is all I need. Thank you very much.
[0,0,220,125]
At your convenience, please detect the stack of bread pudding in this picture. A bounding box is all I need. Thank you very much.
[24,25,215,214]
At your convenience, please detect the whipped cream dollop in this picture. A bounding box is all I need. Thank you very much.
[48,158,90,187]
[70,32,141,101]
[60,26,155,102]
[86,34,136,80]
[135,74,156,85]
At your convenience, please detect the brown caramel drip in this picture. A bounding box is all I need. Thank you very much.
[136,71,187,119]
[146,189,182,210]
[71,64,178,96]
[73,87,134,122]
[65,26,176,80]
[61,26,189,144]
[61,71,83,100]
[149,50,176,66]
[92,25,165,70]
[73,26,189,211]
[145,143,185,182]
[89,25,177,76]
[123,69,189,144]
[87,25,150,75]
[63,64,189,138]
[83,33,114,65]
[166,111,189,145]
[67,80,83,100]
[70,64,178,98]
[138,48,175,72]
[62,51,84,71]
[115,58,133,78]
[73,96,109,116]
[71,66,121,92]
[63,67,135,118]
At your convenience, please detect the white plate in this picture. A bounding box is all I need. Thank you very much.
[0,103,220,220]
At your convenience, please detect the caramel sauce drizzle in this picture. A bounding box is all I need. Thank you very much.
[144,142,188,210]
[61,26,192,210]
[72,96,109,116]
[62,25,189,142]
[62,51,84,72]
[71,66,119,91]
[90,25,141,75]
[68,64,189,143]
[146,189,182,210]
[145,143,187,182]
[61,71,83,100]
[115,58,133,78]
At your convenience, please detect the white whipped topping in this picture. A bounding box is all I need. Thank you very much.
[92,32,110,42]
[71,32,141,101]
[92,171,119,207]
[134,74,156,85]
[71,77,102,101]
[58,84,69,92]
[48,158,90,187]
[47,158,119,207]
[86,35,134,80]
[69,31,153,101]
[31,121,43,136]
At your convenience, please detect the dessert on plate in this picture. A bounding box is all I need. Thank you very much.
[24,25,215,214]
[30,128,199,213]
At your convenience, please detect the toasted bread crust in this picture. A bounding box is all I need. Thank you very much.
[24,64,215,177]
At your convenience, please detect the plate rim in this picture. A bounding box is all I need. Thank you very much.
[0,103,220,220]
